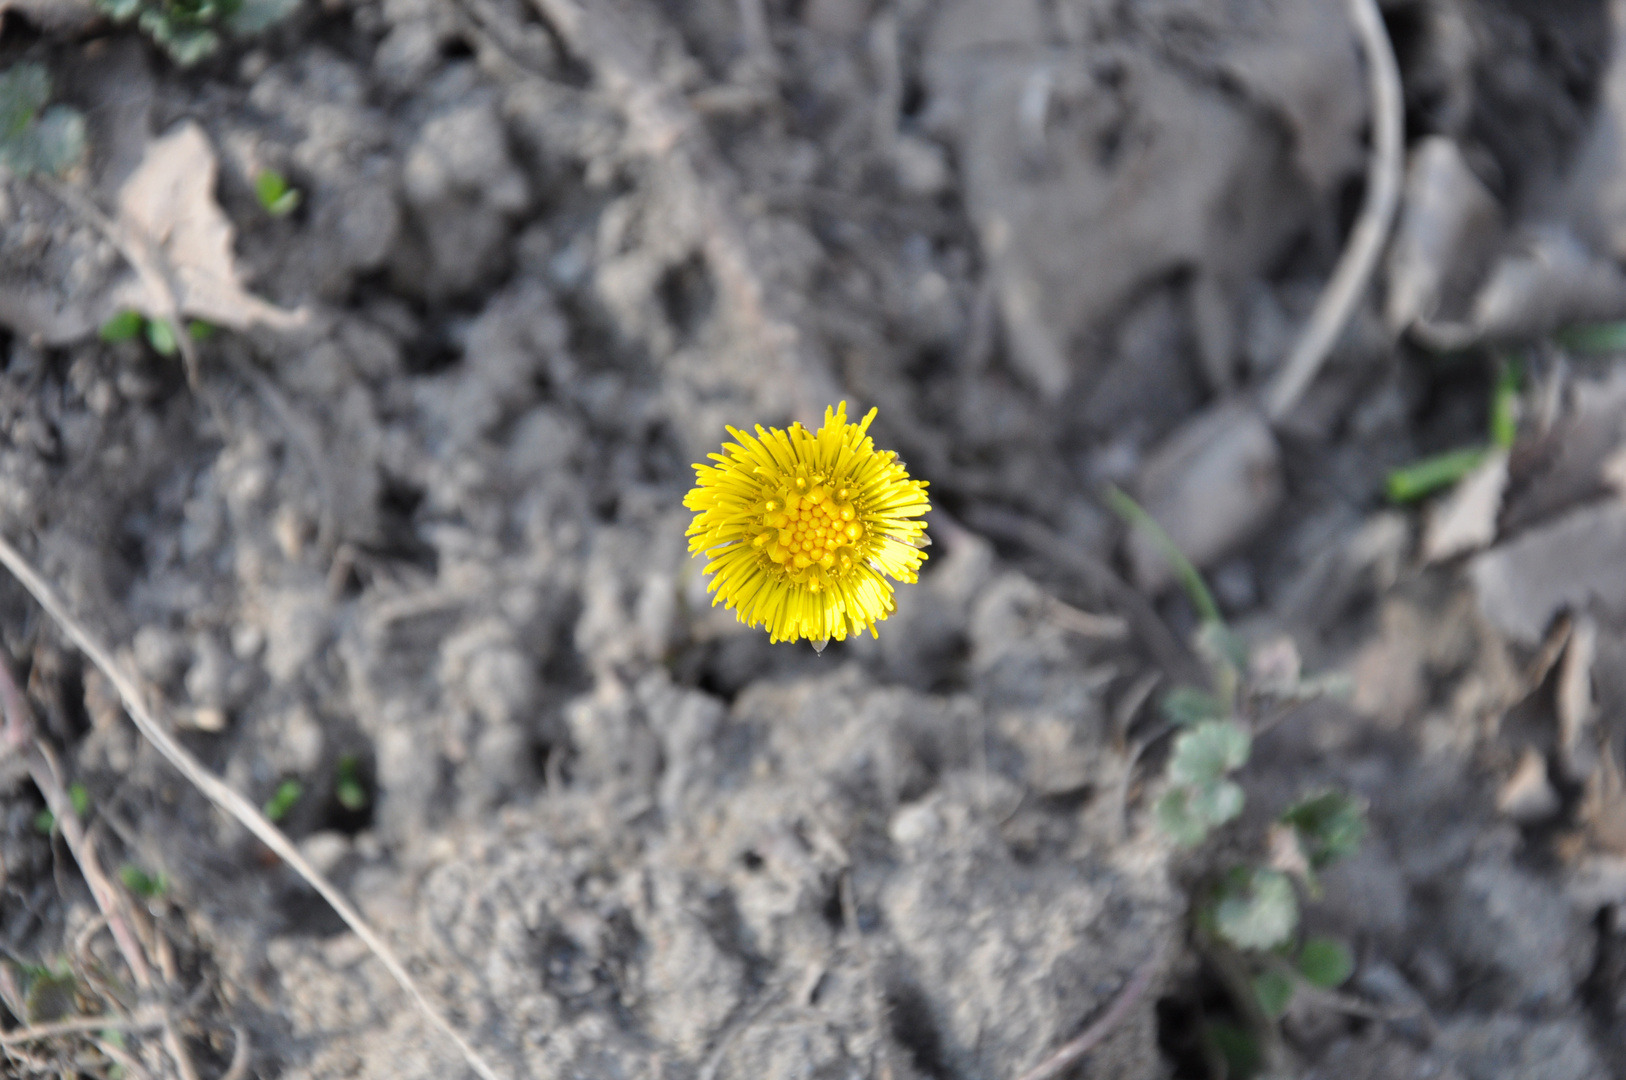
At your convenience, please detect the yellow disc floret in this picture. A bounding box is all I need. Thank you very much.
[683,402,931,646]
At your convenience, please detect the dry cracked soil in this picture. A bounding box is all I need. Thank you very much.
[5,1,1626,1078]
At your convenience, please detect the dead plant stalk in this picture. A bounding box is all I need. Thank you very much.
[1262,0,1404,420]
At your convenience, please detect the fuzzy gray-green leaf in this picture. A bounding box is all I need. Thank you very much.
[1213,868,1299,951]
[1156,788,1211,847]
[1168,720,1251,786]
[1187,778,1245,828]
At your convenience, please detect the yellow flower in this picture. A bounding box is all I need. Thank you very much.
[684,403,931,647]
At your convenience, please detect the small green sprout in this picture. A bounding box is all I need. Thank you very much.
[33,782,91,834]
[1385,446,1487,503]
[99,310,146,344]
[1108,482,1369,1073]
[335,754,368,812]
[1387,356,1523,502]
[264,778,303,822]
[119,864,168,899]
[1279,790,1367,883]
[1490,359,1521,450]
[0,63,86,178]
[145,317,178,357]
[100,311,214,355]
[254,169,302,216]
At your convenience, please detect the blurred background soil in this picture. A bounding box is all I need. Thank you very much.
[5,0,1626,1077]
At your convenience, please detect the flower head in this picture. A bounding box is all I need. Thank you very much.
[684,403,930,647]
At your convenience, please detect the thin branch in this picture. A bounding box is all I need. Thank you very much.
[219,1024,251,1080]
[1263,0,1404,421]
[1011,950,1162,1080]
[0,1009,165,1046]
[94,1032,156,1080]
[0,535,507,1080]
[0,664,153,992]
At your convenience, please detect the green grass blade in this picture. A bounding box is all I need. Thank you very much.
[1104,485,1222,625]
[1385,446,1485,504]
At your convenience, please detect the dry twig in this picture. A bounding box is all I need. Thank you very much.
[0,535,507,1080]
[1263,0,1404,421]
[0,1009,166,1046]
[1011,950,1161,1080]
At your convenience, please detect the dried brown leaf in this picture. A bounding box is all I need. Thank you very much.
[110,122,306,332]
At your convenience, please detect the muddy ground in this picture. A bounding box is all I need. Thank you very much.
[3,0,1626,1077]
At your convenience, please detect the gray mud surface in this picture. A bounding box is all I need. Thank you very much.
[4,0,1626,1078]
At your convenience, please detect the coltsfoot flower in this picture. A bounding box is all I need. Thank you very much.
[684,403,930,648]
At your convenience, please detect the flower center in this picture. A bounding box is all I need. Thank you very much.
[749,472,866,588]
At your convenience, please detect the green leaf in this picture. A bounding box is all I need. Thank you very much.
[0,63,50,141]
[0,66,86,178]
[68,782,89,819]
[1213,868,1299,951]
[335,754,368,811]
[1187,778,1245,827]
[263,778,303,822]
[99,310,145,343]
[1168,720,1251,786]
[1161,686,1230,727]
[145,317,178,357]
[1298,936,1354,989]
[226,0,300,36]
[1156,788,1210,847]
[1280,791,1366,870]
[96,0,145,19]
[1204,1022,1261,1080]
[187,319,215,340]
[1559,321,1626,355]
[1385,446,1486,504]
[141,8,222,66]
[33,808,54,834]
[1196,620,1250,678]
[254,169,300,215]
[1490,358,1521,450]
[1253,968,1295,1019]
[119,864,167,899]
[12,105,86,176]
